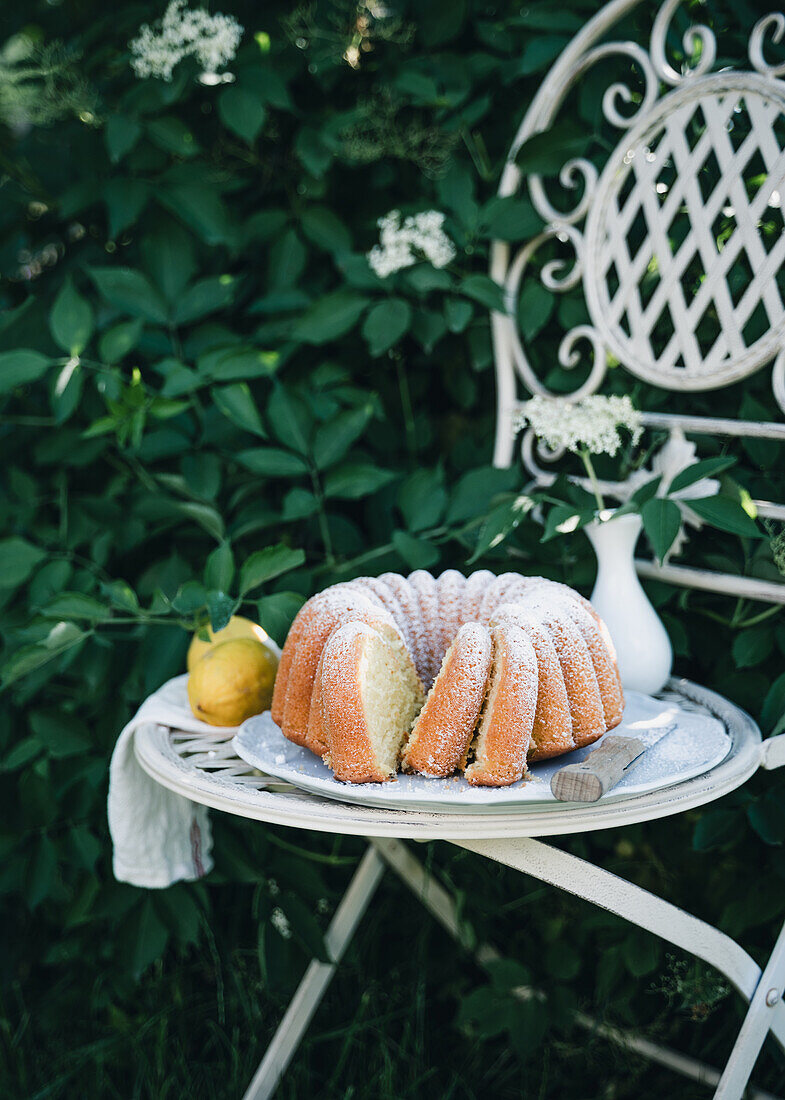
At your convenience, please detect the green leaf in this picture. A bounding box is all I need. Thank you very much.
[198,345,278,381]
[141,223,197,303]
[398,469,446,532]
[693,808,738,851]
[207,591,238,632]
[172,276,236,324]
[444,298,473,333]
[300,206,352,254]
[205,542,235,592]
[622,933,660,978]
[1,623,86,687]
[0,350,52,393]
[668,456,737,493]
[128,899,170,979]
[732,626,773,669]
[174,501,225,542]
[50,278,94,355]
[324,464,396,499]
[213,384,267,438]
[514,121,586,174]
[518,280,554,341]
[267,386,311,453]
[0,537,46,588]
[469,494,534,563]
[392,529,440,569]
[146,116,200,157]
[103,179,150,238]
[312,405,372,469]
[99,319,144,364]
[459,274,506,312]
[748,790,785,845]
[541,504,594,542]
[446,467,520,523]
[218,87,266,144]
[102,580,139,612]
[237,447,309,477]
[159,183,232,246]
[25,836,58,910]
[629,476,662,507]
[641,498,682,563]
[294,292,370,344]
[171,580,208,614]
[88,267,167,324]
[105,114,142,163]
[256,592,305,645]
[41,592,111,621]
[282,488,317,520]
[361,299,412,356]
[480,196,541,240]
[240,545,305,595]
[2,737,44,772]
[30,710,90,758]
[688,496,762,538]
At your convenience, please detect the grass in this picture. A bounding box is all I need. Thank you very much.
[4,832,785,1099]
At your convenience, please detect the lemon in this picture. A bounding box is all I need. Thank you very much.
[187,615,278,672]
[187,637,279,727]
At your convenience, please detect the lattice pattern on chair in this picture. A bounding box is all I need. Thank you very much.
[489,0,785,602]
[169,728,295,791]
[585,79,785,388]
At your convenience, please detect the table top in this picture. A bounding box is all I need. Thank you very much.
[134,678,763,840]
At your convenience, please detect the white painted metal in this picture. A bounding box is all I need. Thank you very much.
[714,920,785,1098]
[371,838,782,1100]
[241,845,385,1100]
[453,836,785,1094]
[135,675,785,1097]
[635,560,785,605]
[455,836,763,1005]
[134,680,767,840]
[489,0,785,604]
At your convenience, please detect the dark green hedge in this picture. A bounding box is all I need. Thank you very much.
[1,0,784,1096]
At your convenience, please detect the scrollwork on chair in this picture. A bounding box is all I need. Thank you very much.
[491,0,785,602]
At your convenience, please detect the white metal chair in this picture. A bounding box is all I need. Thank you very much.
[491,0,785,604]
[132,3,785,1098]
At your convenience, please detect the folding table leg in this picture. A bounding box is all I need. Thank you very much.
[453,837,785,1100]
[372,838,783,1100]
[242,845,386,1100]
[715,919,785,1099]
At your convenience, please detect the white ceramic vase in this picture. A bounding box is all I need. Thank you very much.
[584,511,673,695]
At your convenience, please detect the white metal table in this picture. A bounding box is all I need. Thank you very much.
[135,677,785,1100]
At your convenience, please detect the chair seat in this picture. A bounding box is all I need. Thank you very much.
[134,677,762,841]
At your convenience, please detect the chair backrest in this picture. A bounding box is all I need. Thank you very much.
[491,0,785,604]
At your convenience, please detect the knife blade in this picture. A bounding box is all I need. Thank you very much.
[550,713,676,803]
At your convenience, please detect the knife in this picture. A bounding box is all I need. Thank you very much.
[550,715,676,803]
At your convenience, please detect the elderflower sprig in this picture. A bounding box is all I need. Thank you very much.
[515,394,643,513]
[367,209,456,278]
[130,0,243,83]
[514,394,643,458]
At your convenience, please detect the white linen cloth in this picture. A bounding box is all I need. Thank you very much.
[108,674,236,888]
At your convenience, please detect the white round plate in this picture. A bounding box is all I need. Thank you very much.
[233,691,731,813]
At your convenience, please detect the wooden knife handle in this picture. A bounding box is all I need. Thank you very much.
[550,735,646,803]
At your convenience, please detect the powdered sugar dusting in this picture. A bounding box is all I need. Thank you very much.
[408,570,441,687]
[466,622,538,786]
[436,570,466,658]
[279,568,623,784]
[403,622,492,778]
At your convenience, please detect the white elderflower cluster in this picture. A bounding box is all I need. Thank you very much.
[271,907,292,939]
[130,0,243,82]
[367,209,455,278]
[515,394,642,457]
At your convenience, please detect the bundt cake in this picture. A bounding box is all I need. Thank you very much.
[270,570,624,786]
